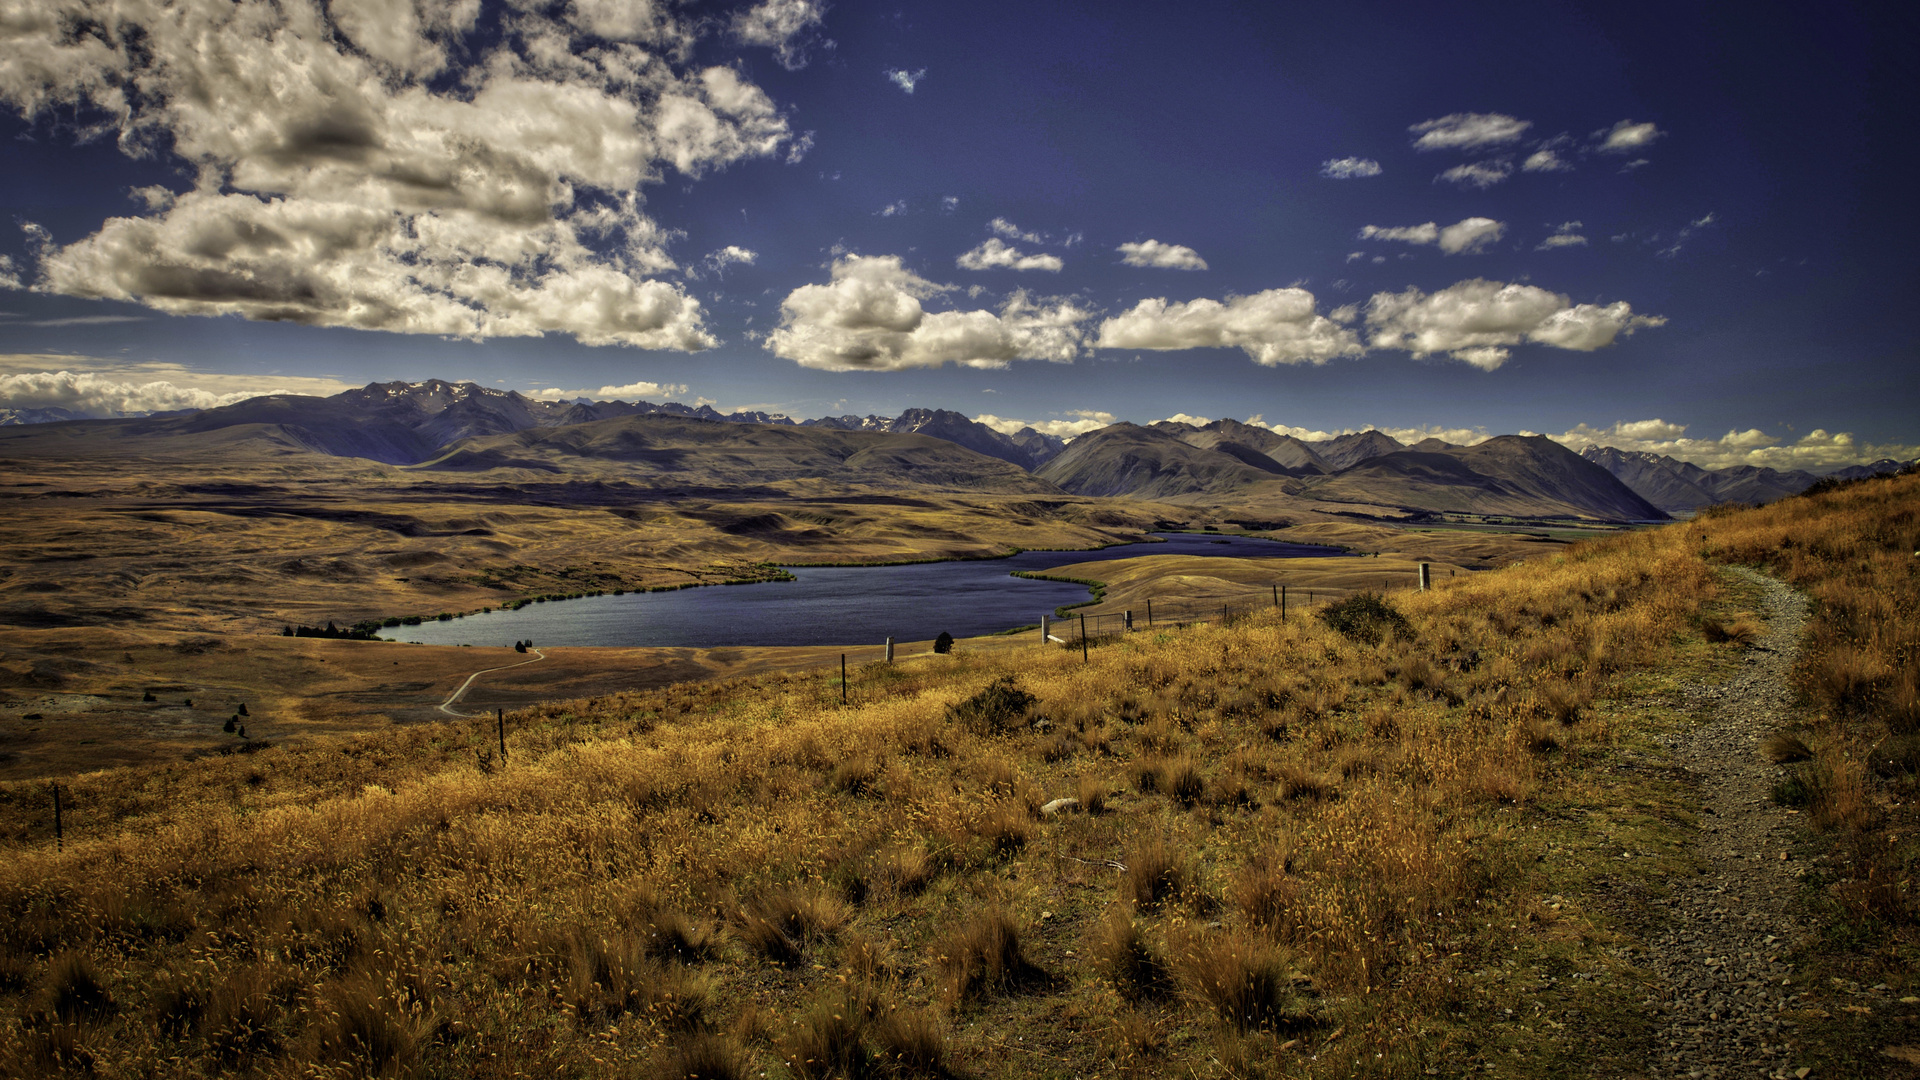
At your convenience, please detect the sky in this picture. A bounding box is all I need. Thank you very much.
[0,0,1914,471]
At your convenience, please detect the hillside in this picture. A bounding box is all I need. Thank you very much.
[1154,419,1332,475]
[1292,435,1664,521]
[417,414,1061,494]
[1309,429,1406,470]
[1035,422,1289,501]
[8,476,1913,1077]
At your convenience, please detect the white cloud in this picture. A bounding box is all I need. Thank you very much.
[1096,288,1364,367]
[941,195,959,212]
[1553,418,1919,472]
[0,368,353,417]
[1359,222,1440,246]
[765,254,1090,371]
[0,0,806,349]
[989,218,1044,244]
[975,409,1115,439]
[530,380,688,401]
[1158,412,1212,427]
[1522,148,1571,172]
[1536,222,1587,250]
[885,67,926,93]
[1595,119,1662,153]
[1116,240,1207,270]
[1319,157,1382,179]
[1357,218,1504,254]
[700,245,757,276]
[731,0,830,70]
[0,256,23,290]
[1364,278,1666,370]
[1409,113,1531,151]
[1436,160,1513,189]
[879,200,907,217]
[957,238,1063,272]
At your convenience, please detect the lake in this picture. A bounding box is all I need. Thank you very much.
[376,532,1346,648]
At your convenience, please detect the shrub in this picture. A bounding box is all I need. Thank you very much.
[1318,592,1414,646]
[46,951,114,1024]
[946,676,1036,734]
[1122,836,1185,909]
[933,631,954,654]
[663,1031,749,1080]
[872,1007,948,1075]
[1763,732,1814,764]
[1095,910,1170,1000]
[735,888,847,966]
[937,909,1048,1004]
[1173,931,1316,1033]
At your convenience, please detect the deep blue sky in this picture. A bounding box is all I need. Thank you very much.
[0,0,1913,469]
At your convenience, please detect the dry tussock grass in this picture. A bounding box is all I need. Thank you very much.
[6,478,1915,1074]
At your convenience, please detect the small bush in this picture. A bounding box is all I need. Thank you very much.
[1318,592,1414,646]
[1763,732,1814,764]
[872,1007,948,1075]
[937,909,1048,1004]
[735,888,846,965]
[1075,777,1108,815]
[933,631,954,654]
[946,676,1036,734]
[663,1031,750,1080]
[1174,932,1316,1033]
[46,951,114,1024]
[1095,910,1170,1000]
[1122,836,1185,909]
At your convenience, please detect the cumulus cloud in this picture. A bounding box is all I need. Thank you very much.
[1358,218,1505,254]
[1596,119,1662,153]
[1096,288,1364,366]
[529,380,688,401]
[0,0,807,349]
[975,409,1115,439]
[1409,113,1531,151]
[0,368,351,417]
[0,256,23,290]
[766,254,1090,371]
[1536,222,1587,250]
[886,67,926,93]
[957,238,1063,272]
[731,0,830,70]
[1159,412,1212,427]
[1319,157,1382,179]
[1552,418,1919,472]
[1116,240,1207,270]
[1364,278,1666,370]
[1436,160,1513,189]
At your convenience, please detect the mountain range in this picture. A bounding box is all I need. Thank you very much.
[3,379,1909,522]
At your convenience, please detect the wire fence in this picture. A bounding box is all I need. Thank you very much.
[1039,568,1443,643]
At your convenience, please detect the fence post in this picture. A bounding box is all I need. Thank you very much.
[1146,599,1153,626]
[497,709,506,763]
[1080,614,1088,662]
[885,637,894,663]
[1272,584,1279,608]
[1281,585,1287,621]
[52,783,62,852]
[841,655,847,705]
[1040,615,1049,644]
[1125,610,1133,632]
[1418,562,1431,591]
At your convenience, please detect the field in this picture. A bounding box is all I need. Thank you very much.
[2,470,1912,1077]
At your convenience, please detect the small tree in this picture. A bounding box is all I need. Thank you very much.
[934,632,954,654]
[237,703,249,716]
[223,717,237,733]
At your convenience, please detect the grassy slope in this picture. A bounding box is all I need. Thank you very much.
[0,474,1914,1078]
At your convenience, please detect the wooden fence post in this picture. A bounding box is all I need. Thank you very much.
[1418,562,1431,591]
[885,637,894,663]
[1281,585,1288,621]
[1146,599,1153,626]
[841,654,847,705]
[1080,614,1088,662]
[497,709,506,763]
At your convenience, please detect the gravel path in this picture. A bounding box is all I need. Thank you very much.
[1640,567,1813,1079]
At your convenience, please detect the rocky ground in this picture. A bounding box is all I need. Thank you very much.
[1637,568,1836,1079]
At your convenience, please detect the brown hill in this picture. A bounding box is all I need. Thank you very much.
[420,414,1063,494]
[1310,429,1406,470]
[1302,435,1666,520]
[1036,423,1289,501]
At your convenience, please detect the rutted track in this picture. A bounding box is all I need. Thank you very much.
[438,649,546,717]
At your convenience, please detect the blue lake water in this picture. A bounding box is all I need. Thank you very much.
[376,533,1347,648]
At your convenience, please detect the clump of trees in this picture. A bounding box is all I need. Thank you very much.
[281,621,376,641]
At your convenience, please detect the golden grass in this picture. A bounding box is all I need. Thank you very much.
[2,474,1914,1076]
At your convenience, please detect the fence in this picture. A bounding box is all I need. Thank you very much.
[1038,562,1443,644]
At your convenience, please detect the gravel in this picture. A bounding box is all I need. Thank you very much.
[1640,567,1816,1080]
